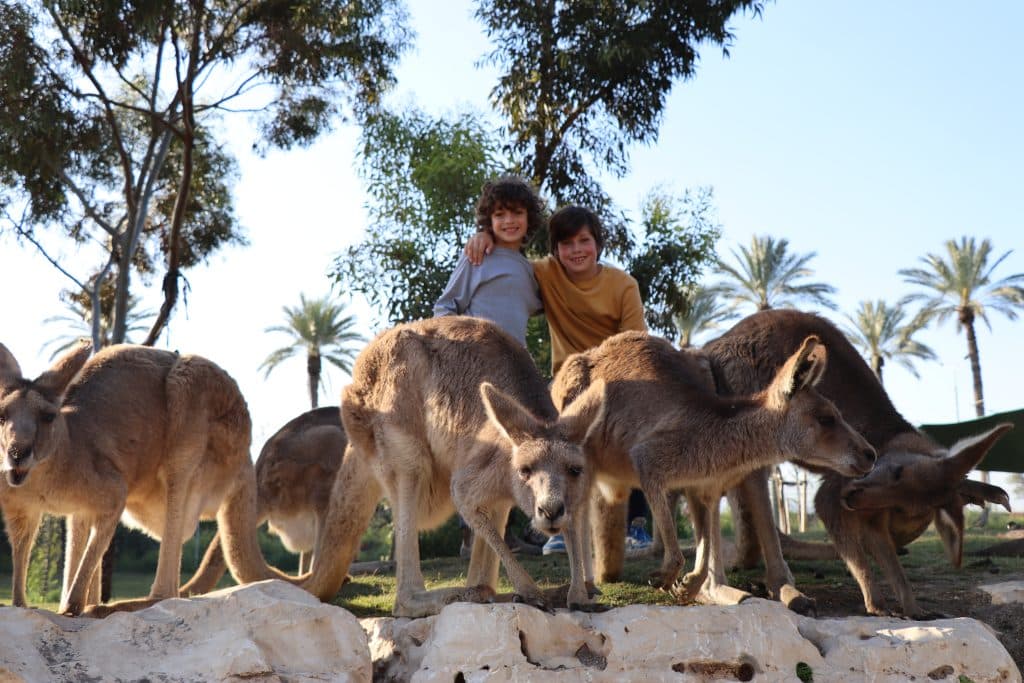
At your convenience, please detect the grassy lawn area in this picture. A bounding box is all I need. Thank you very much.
[3,511,1022,620]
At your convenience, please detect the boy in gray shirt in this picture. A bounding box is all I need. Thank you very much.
[434,176,543,346]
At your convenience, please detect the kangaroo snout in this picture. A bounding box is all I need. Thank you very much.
[536,502,565,522]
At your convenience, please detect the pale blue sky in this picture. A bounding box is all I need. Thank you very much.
[3,2,1022,490]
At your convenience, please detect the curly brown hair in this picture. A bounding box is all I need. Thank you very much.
[475,175,545,241]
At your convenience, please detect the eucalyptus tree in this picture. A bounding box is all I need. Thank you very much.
[843,299,937,383]
[333,107,504,326]
[476,0,765,255]
[261,295,367,409]
[0,0,410,346]
[899,237,1024,419]
[629,188,721,340]
[714,234,837,313]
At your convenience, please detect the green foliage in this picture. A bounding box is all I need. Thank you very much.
[842,300,937,382]
[900,236,1024,420]
[26,516,62,604]
[0,0,410,344]
[261,293,366,408]
[795,661,814,682]
[714,234,838,313]
[476,0,765,211]
[628,187,721,340]
[332,107,505,325]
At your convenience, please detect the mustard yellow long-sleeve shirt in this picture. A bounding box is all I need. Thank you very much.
[533,255,647,375]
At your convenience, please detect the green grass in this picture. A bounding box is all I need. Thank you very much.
[3,510,1021,618]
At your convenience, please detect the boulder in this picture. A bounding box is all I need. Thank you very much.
[980,580,1024,605]
[363,599,1020,682]
[0,580,371,682]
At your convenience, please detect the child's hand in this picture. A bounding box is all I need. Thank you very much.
[465,232,494,265]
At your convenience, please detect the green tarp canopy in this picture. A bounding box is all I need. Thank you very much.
[920,408,1024,473]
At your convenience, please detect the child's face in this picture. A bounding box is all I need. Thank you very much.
[490,203,529,249]
[556,227,600,281]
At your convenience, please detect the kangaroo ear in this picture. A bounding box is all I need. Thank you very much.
[34,340,92,401]
[0,343,23,390]
[933,502,964,568]
[944,422,1014,480]
[958,478,1012,512]
[558,378,606,444]
[771,335,826,403]
[481,381,544,447]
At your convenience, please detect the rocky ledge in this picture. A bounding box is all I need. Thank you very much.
[0,580,1019,682]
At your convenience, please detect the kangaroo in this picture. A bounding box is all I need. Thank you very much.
[299,316,603,617]
[550,330,876,605]
[704,308,1012,617]
[181,406,345,596]
[0,341,292,616]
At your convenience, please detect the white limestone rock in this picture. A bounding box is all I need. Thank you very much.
[363,599,1021,683]
[0,580,371,683]
[980,580,1024,605]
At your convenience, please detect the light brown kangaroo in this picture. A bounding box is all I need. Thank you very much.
[300,316,603,617]
[181,406,345,595]
[551,330,876,605]
[0,341,292,616]
[705,308,1012,617]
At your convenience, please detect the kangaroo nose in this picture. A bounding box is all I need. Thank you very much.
[8,445,31,464]
[863,447,877,464]
[537,503,565,521]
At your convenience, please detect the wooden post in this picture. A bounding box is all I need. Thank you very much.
[798,470,808,533]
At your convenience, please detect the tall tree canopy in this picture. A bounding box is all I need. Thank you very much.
[261,294,366,409]
[477,0,764,242]
[899,237,1024,418]
[842,299,936,383]
[333,107,504,325]
[0,0,410,347]
[714,234,837,313]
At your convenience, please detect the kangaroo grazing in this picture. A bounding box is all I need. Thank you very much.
[550,330,876,605]
[704,308,1012,617]
[0,341,291,616]
[181,406,345,595]
[300,316,603,617]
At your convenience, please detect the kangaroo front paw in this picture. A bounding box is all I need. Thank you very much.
[512,589,551,612]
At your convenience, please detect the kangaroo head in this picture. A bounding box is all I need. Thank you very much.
[481,380,604,537]
[840,423,1014,513]
[0,341,91,487]
[768,336,877,477]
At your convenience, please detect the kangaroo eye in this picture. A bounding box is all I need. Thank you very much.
[519,466,532,479]
[817,414,836,427]
[568,465,583,477]
[40,412,56,424]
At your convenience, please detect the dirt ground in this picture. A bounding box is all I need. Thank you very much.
[761,533,1024,671]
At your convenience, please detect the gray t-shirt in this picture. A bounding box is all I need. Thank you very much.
[433,247,543,347]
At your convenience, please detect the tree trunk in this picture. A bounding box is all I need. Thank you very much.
[964,316,991,526]
[307,352,321,409]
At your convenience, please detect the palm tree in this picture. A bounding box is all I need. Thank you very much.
[899,237,1024,419]
[673,284,738,348]
[900,237,1024,526]
[261,294,366,409]
[43,292,153,359]
[714,234,837,313]
[843,299,937,383]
